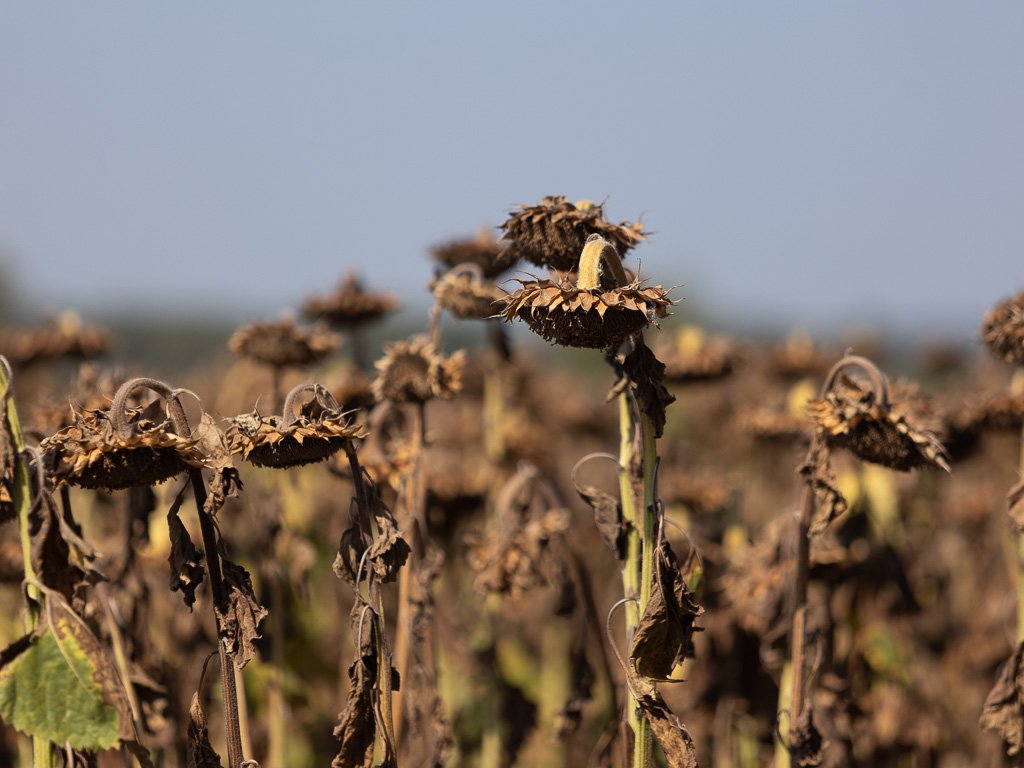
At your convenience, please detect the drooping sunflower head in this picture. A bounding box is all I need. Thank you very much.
[41,380,207,490]
[430,228,516,278]
[228,317,340,369]
[301,272,399,329]
[498,195,647,271]
[805,358,950,472]
[225,383,364,469]
[982,292,1024,367]
[500,275,673,350]
[0,311,113,368]
[429,263,506,321]
[372,335,465,404]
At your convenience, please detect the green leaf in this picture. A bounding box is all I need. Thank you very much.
[0,621,121,750]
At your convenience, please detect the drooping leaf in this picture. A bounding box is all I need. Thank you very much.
[574,483,628,560]
[624,670,698,768]
[0,602,137,752]
[215,556,267,669]
[194,412,242,516]
[608,338,676,438]
[788,706,826,767]
[367,495,411,584]
[630,538,704,680]
[981,640,1024,754]
[167,487,204,610]
[185,691,223,768]
[800,435,848,536]
[333,598,379,768]
[1008,480,1024,535]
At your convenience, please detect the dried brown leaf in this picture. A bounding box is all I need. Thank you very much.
[216,557,267,669]
[167,489,204,610]
[186,691,223,768]
[574,483,628,561]
[1009,481,1024,534]
[800,437,848,536]
[630,539,704,680]
[981,640,1024,754]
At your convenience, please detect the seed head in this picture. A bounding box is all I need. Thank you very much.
[498,195,647,271]
[805,362,950,472]
[373,336,465,404]
[42,398,206,490]
[225,384,364,468]
[429,264,506,320]
[982,293,1024,366]
[500,275,672,350]
[430,228,515,278]
[301,272,398,329]
[0,311,112,368]
[229,318,340,369]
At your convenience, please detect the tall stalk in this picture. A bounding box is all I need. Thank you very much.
[2,359,55,768]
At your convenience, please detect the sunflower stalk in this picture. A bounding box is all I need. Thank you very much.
[2,360,56,768]
[578,239,660,766]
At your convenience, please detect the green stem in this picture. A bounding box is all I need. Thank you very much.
[633,411,658,768]
[3,363,56,768]
[617,392,642,743]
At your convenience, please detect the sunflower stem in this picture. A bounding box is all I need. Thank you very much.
[578,235,629,291]
[2,361,55,768]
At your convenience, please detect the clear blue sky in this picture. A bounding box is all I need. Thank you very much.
[2,3,1021,341]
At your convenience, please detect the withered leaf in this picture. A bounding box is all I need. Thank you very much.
[800,436,847,536]
[789,706,826,767]
[575,482,629,560]
[368,496,411,584]
[981,640,1024,754]
[333,516,368,586]
[215,556,268,669]
[29,482,97,610]
[333,598,379,768]
[612,338,676,438]
[1009,480,1024,535]
[625,671,698,768]
[194,412,242,517]
[167,488,204,610]
[186,692,223,768]
[630,538,704,680]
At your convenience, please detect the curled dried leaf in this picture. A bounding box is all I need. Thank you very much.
[630,538,704,680]
[215,557,268,669]
[980,640,1024,754]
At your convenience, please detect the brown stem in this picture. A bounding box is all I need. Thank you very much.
[789,480,815,743]
[820,354,889,407]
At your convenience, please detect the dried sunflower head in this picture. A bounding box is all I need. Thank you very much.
[430,227,515,278]
[0,311,112,368]
[429,263,506,321]
[500,274,673,349]
[228,317,339,369]
[805,358,950,472]
[373,336,465,404]
[301,272,398,329]
[41,393,206,490]
[982,293,1024,366]
[498,195,647,271]
[225,383,364,468]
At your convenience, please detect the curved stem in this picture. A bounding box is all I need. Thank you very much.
[577,235,629,291]
[110,377,190,438]
[820,354,889,407]
[446,261,486,283]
